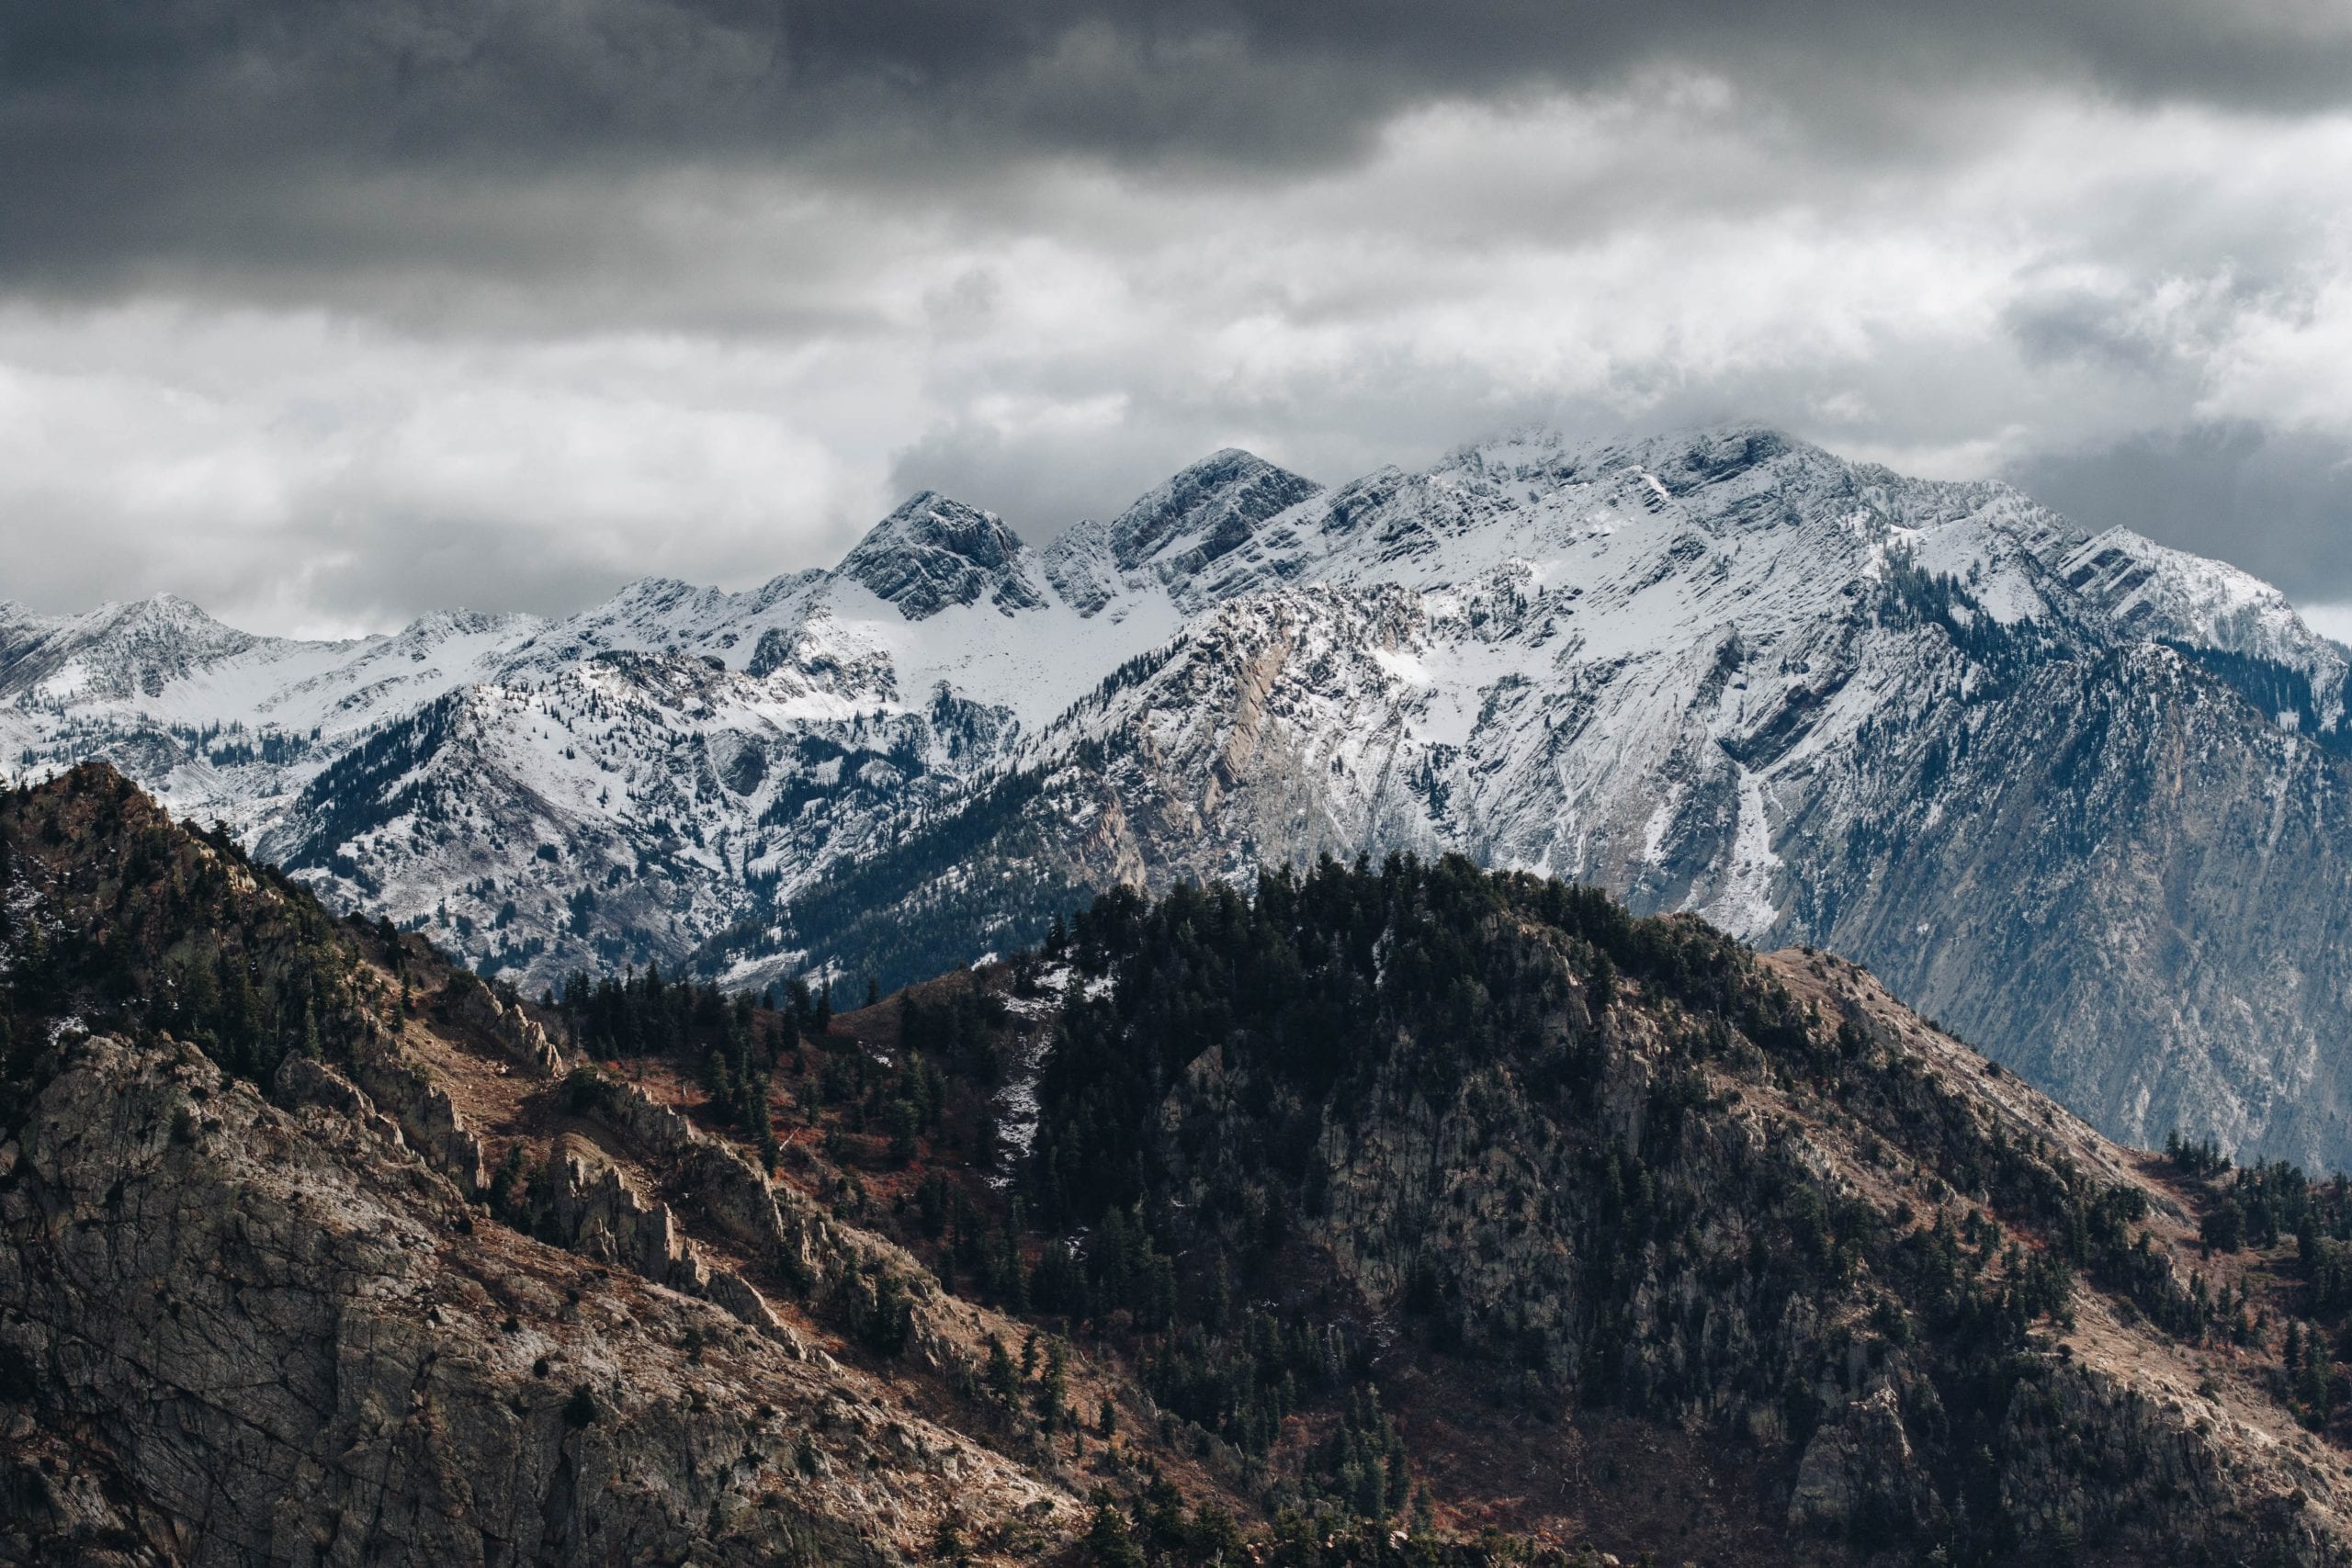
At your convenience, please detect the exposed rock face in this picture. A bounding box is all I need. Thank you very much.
[1101,448,1328,598]
[543,1134,709,1293]
[837,492,1047,619]
[0,766,1093,1566]
[2059,527,2351,730]
[704,1269,801,1352]
[1790,1387,1928,1536]
[559,1069,830,1289]
[1784,644,2352,1167]
[0,1034,1065,1567]
[445,973,567,1077]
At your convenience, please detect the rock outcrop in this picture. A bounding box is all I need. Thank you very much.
[0,1034,1069,1566]
[445,971,568,1077]
[347,1035,491,1197]
[565,1069,828,1290]
[543,1133,708,1292]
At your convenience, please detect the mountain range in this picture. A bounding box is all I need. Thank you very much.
[7,423,2352,1169]
[9,761,2352,1565]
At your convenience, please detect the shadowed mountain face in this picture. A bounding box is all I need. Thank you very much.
[7,425,2352,1168]
[0,767,1089,1567]
[7,766,2352,1566]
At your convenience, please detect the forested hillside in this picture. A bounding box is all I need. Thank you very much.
[967,854,2352,1562]
[6,766,2352,1564]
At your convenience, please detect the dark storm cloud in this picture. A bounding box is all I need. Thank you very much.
[7,0,2352,288]
[6,0,2352,632]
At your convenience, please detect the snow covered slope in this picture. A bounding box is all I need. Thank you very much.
[11,425,2352,1168]
[714,426,2352,1168]
[1,463,1260,981]
[2057,527,2352,739]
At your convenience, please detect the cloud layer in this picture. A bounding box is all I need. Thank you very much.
[6,0,2352,631]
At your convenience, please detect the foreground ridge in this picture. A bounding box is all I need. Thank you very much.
[4,765,2352,1563]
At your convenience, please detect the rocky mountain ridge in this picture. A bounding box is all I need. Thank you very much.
[0,765,1106,1565]
[7,426,2352,1169]
[9,766,2352,1564]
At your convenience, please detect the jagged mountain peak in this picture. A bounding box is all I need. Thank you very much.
[1105,446,1323,574]
[845,491,1025,566]
[383,606,541,649]
[85,590,250,638]
[600,575,724,616]
[836,491,1046,620]
[1425,423,2065,552]
[0,590,268,704]
[2059,525,2348,720]
[1159,421,1895,607]
[96,589,204,616]
[1430,421,1811,494]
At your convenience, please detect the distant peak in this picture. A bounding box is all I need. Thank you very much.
[1110,448,1323,571]
[607,575,706,608]
[392,607,543,642]
[1613,423,1804,468]
[846,492,1024,565]
[1182,446,1268,473]
[1438,422,1813,494]
[79,592,259,647]
[111,591,223,624]
[838,492,1043,621]
[1678,419,1800,447]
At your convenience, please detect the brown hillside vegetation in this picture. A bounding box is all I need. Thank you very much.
[1,762,2349,1566]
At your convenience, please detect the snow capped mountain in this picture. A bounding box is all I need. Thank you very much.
[2057,526,2352,738]
[1102,447,1328,597]
[12,423,2352,1168]
[0,592,274,705]
[0,600,535,840]
[836,491,1048,619]
[714,424,2352,1167]
[815,425,2098,936]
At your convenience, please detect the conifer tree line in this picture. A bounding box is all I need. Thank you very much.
[2150,1132,2352,1431]
[0,765,380,1120]
[552,964,845,1169]
[944,849,2352,1558]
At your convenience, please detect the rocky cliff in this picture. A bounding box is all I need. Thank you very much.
[0,766,1093,1566]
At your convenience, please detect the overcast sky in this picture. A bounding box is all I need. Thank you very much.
[5,0,2352,637]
